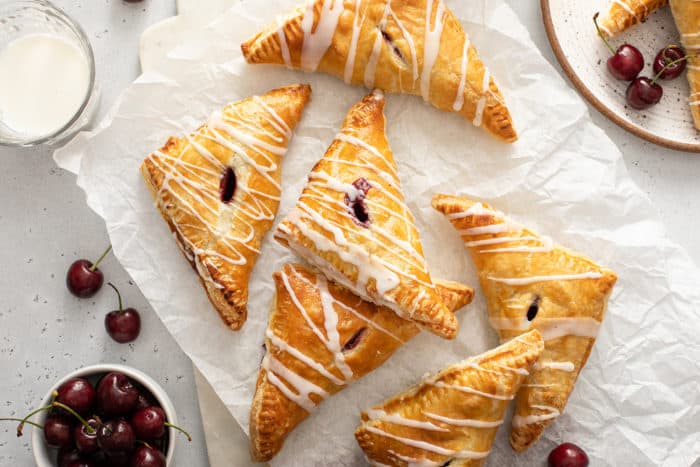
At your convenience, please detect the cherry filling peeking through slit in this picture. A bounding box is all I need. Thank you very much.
[527,295,541,321]
[342,327,367,352]
[345,178,371,228]
[380,27,406,63]
[219,166,237,203]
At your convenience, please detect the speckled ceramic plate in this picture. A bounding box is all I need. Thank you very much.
[542,0,700,152]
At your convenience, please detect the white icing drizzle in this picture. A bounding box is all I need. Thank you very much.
[364,3,391,89]
[366,409,449,432]
[265,329,345,385]
[420,0,446,101]
[487,272,603,286]
[512,404,560,428]
[300,0,344,72]
[490,316,601,341]
[387,5,419,84]
[344,0,364,84]
[431,381,515,400]
[388,450,440,467]
[534,361,576,372]
[262,354,328,412]
[145,96,290,291]
[423,411,503,428]
[364,426,455,455]
[452,36,470,111]
[472,68,490,127]
[612,0,638,18]
[276,16,292,68]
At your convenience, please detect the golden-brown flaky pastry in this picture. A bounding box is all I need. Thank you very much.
[598,0,668,37]
[241,0,517,142]
[249,263,473,462]
[354,329,544,467]
[670,0,700,130]
[432,195,617,452]
[141,84,311,330]
[275,92,460,339]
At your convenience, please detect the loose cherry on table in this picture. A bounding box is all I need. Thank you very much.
[653,45,687,80]
[593,13,644,81]
[66,245,112,298]
[548,442,590,467]
[96,372,139,417]
[105,283,142,343]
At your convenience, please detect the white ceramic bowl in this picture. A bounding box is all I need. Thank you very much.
[31,364,177,467]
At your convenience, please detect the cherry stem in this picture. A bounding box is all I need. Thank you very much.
[652,55,690,84]
[593,13,615,55]
[51,401,95,434]
[164,422,192,442]
[16,404,52,437]
[107,282,123,312]
[89,245,112,272]
[0,418,43,433]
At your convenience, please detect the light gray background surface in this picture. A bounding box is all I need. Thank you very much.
[0,1,697,466]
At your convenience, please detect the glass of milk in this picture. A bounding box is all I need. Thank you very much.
[0,0,98,146]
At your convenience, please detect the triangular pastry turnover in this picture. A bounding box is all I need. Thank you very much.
[241,0,517,142]
[354,329,544,467]
[670,0,700,130]
[250,262,473,462]
[141,84,311,330]
[432,194,617,452]
[275,92,460,339]
[598,0,668,37]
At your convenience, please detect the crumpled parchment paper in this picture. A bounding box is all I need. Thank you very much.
[54,1,700,465]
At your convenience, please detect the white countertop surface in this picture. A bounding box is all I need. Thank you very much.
[0,1,697,466]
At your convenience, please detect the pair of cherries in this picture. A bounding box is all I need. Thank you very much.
[593,13,688,110]
[66,246,141,344]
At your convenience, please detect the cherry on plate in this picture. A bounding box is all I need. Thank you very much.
[44,415,74,448]
[131,445,166,467]
[96,372,139,417]
[66,245,111,298]
[56,377,95,416]
[653,45,687,80]
[593,13,643,81]
[97,418,135,452]
[548,442,590,467]
[626,77,663,110]
[105,283,141,343]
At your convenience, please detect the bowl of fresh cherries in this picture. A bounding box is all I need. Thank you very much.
[19,364,189,467]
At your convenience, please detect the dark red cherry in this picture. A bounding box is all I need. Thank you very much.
[97,419,135,452]
[105,450,131,467]
[131,406,166,440]
[96,372,139,417]
[130,445,166,467]
[56,378,96,416]
[219,167,237,203]
[608,45,644,81]
[134,390,158,412]
[74,418,100,454]
[548,442,590,467]
[67,460,96,467]
[57,448,84,467]
[653,45,687,80]
[626,77,663,109]
[105,283,141,343]
[593,14,643,81]
[66,246,111,298]
[44,416,74,448]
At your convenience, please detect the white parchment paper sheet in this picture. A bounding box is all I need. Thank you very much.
[55,1,700,465]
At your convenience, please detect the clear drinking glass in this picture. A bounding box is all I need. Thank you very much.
[0,0,99,146]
